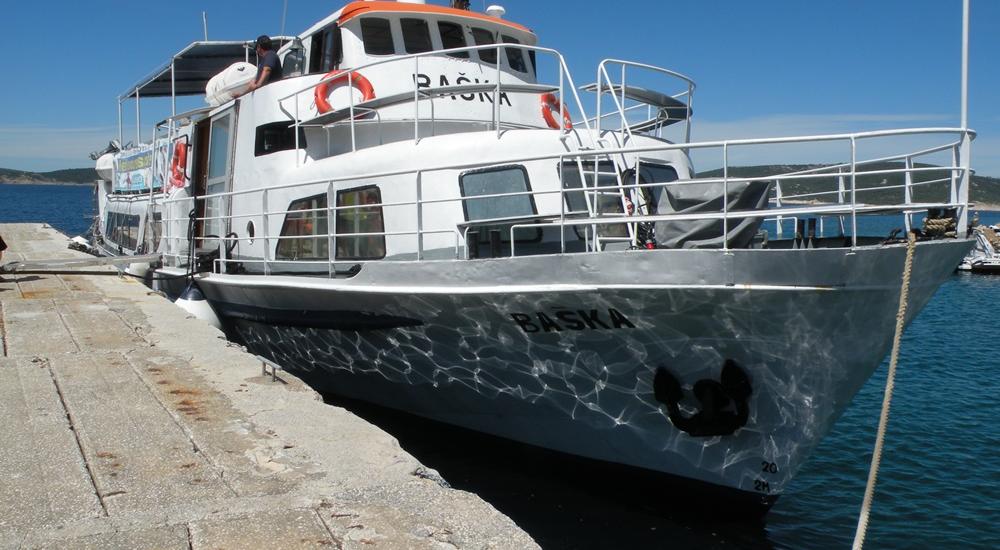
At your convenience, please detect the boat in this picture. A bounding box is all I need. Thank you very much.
[957,223,1000,273]
[89,0,976,516]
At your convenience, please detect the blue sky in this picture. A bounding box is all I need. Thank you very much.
[1,0,997,176]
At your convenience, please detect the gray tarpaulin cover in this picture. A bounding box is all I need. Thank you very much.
[653,180,772,249]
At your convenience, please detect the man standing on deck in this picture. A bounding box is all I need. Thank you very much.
[245,35,283,94]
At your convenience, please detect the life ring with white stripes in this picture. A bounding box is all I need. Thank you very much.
[314,70,376,114]
[540,93,572,130]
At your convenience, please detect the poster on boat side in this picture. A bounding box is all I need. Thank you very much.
[114,143,168,193]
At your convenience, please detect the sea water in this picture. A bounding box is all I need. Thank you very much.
[0,183,95,238]
[2,181,996,549]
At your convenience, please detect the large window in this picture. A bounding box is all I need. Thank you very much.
[438,21,469,58]
[501,35,529,74]
[460,166,539,244]
[560,161,627,237]
[336,186,386,260]
[401,18,433,54]
[471,28,496,65]
[276,188,386,261]
[255,122,307,157]
[460,166,535,222]
[104,211,140,250]
[309,25,342,74]
[276,195,329,260]
[361,18,395,55]
[206,115,231,182]
[205,113,233,243]
[626,163,679,214]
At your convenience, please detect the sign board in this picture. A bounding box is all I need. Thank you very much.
[113,142,169,192]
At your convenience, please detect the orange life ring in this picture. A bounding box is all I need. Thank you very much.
[314,70,376,114]
[169,140,187,189]
[540,93,572,130]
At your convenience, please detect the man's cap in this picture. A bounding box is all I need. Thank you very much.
[255,35,272,50]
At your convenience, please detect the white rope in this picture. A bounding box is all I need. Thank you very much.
[852,231,917,550]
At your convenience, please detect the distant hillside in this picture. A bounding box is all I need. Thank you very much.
[0,167,97,184]
[698,163,1000,206]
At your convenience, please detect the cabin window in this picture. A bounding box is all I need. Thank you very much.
[501,35,528,73]
[361,18,395,55]
[336,186,386,260]
[438,21,469,58]
[627,163,679,214]
[401,18,433,54]
[460,166,540,243]
[460,166,537,222]
[309,25,342,73]
[560,161,627,238]
[207,115,231,182]
[471,28,497,64]
[254,122,307,156]
[276,194,329,260]
[105,211,140,250]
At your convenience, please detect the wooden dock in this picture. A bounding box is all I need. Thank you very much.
[0,223,535,549]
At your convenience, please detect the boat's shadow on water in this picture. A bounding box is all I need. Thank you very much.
[323,394,777,550]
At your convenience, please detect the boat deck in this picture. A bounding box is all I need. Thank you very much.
[0,223,534,549]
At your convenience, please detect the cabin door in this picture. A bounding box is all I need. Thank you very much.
[201,107,236,255]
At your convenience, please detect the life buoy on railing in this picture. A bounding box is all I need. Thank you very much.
[314,70,376,114]
[540,93,573,130]
[169,140,187,189]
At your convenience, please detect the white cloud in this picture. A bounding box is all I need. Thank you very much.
[0,126,119,171]
[682,113,989,175]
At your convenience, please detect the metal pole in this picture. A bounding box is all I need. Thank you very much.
[280,0,289,37]
[416,171,423,260]
[961,0,970,130]
[957,0,971,231]
[202,12,208,41]
[722,143,729,251]
[851,137,858,249]
[904,157,913,232]
[117,98,123,145]
[170,59,176,117]
[135,89,141,144]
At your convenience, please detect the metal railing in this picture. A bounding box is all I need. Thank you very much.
[593,59,695,143]
[276,42,597,162]
[156,126,973,274]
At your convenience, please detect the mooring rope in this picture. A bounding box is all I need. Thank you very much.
[852,231,917,550]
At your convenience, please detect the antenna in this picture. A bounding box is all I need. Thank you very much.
[280,0,289,37]
[202,11,208,41]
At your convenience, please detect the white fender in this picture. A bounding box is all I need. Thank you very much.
[174,283,222,330]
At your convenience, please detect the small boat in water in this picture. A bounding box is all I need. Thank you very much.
[958,224,1000,273]
[89,0,976,516]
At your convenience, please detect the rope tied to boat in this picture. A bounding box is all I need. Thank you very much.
[852,230,917,550]
[922,216,957,238]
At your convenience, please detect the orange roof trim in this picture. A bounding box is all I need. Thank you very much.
[338,1,532,34]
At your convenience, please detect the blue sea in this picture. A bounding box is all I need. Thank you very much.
[0,183,95,237]
[2,181,997,549]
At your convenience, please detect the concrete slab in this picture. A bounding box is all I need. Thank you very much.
[2,299,79,356]
[189,509,337,549]
[0,223,536,549]
[47,352,234,516]
[56,297,143,352]
[32,524,190,550]
[0,357,103,535]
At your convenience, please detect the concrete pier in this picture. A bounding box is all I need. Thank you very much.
[0,224,536,549]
